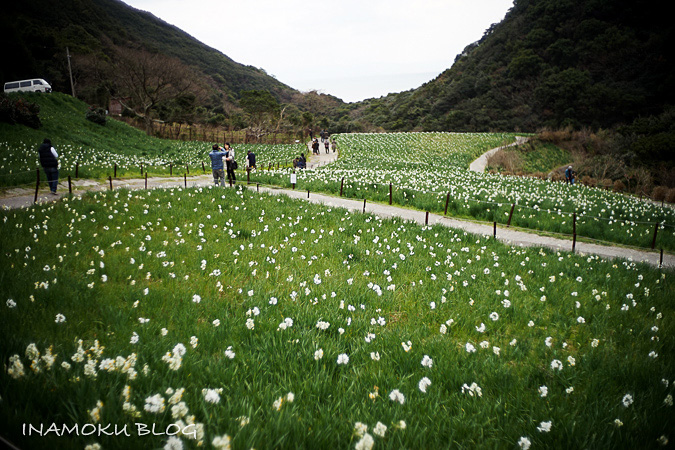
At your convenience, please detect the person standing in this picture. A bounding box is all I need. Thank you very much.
[208,144,227,186]
[565,166,573,184]
[38,138,59,195]
[331,139,337,153]
[224,143,236,184]
[247,150,256,171]
[324,139,329,154]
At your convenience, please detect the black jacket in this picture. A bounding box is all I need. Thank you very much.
[38,143,58,168]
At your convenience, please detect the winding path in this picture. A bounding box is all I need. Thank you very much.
[1,138,671,268]
[469,136,529,172]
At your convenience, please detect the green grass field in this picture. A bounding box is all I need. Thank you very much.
[1,186,672,449]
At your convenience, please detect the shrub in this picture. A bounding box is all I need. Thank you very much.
[0,93,41,128]
[665,188,675,204]
[613,180,626,192]
[85,107,107,125]
[651,186,668,201]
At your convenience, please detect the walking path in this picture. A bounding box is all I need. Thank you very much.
[1,140,672,268]
[469,136,529,172]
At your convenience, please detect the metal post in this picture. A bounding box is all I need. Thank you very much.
[389,183,392,205]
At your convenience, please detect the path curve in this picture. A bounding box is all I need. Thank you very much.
[469,136,529,172]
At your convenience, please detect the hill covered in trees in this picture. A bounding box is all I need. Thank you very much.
[352,0,673,131]
[3,0,674,169]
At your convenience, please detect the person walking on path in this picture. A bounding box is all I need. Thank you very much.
[312,139,320,155]
[208,144,228,186]
[331,139,337,153]
[225,143,236,184]
[38,138,59,195]
[324,140,329,154]
[247,150,256,171]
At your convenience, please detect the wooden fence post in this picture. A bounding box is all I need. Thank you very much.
[340,177,344,197]
[652,223,659,249]
[184,173,187,188]
[75,162,79,178]
[572,213,577,252]
[68,175,72,194]
[493,222,497,238]
[108,176,113,191]
[444,192,450,215]
[145,173,148,189]
[170,164,173,176]
[389,183,392,205]
[425,211,429,226]
[363,198,366,213]
[506,204,515,227]
[34,168,40,203]
[114,163,117,178]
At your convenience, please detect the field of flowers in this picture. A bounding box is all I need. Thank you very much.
[248,133,675,252]
[0,139,304,188]
[1,185,673,449]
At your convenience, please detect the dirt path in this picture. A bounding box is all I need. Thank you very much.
[469,136,529,172]
[1,169,671,268]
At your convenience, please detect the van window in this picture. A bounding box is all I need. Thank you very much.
[20,81,31,87]
[33,80,43,85]
[5,82,20,90]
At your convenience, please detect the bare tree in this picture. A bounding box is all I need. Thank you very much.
[111,46,196,134]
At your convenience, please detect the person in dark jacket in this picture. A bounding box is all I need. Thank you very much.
[247,150,256,170]
[224,143,236,183]
[38,138,59,195]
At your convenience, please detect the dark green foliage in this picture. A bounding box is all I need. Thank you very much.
[354,0,674,136]
[0,93,41,128]
[84,106,107,125]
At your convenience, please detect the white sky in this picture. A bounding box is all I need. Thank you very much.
[121,0,513,103]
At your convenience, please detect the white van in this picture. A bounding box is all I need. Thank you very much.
[3,79,52,93]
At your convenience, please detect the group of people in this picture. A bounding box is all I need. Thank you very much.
[293,153,307,169]
[311,138,336,155]
[208,143,256,186]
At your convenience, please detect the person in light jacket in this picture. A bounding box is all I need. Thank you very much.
[38,138,59,195]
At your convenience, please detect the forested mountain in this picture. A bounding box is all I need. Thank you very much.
[0,0,301,114]
[2,0,673,150]
[352,0,674,133]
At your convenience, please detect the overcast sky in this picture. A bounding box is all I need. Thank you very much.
[121,0,513,103]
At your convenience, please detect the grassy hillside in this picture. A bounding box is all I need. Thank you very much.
[0,93,306,186]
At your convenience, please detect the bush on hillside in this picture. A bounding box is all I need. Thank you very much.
[85,107,107,125]
[0,93,41,128]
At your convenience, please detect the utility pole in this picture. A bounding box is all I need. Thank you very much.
[66,47,76,97]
